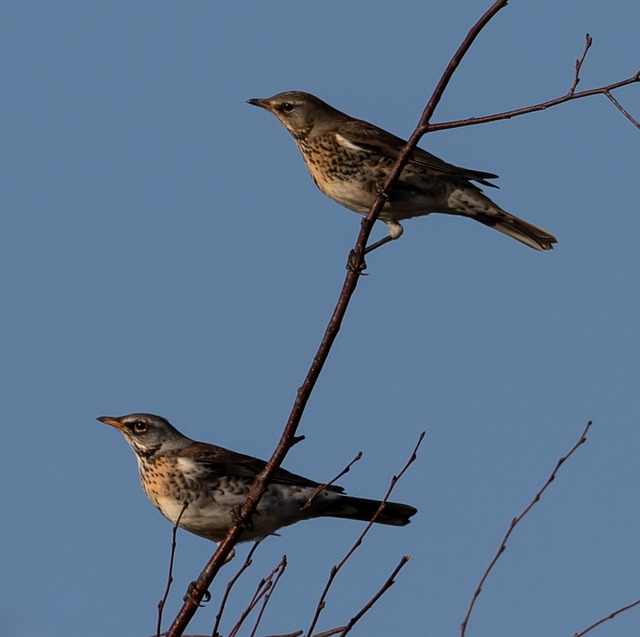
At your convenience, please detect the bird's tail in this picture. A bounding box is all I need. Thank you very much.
[318,495,417,526]
[474,210,557,251]
[450,188,557,250]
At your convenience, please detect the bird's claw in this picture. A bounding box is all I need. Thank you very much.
[347,249,368,273]
[184,581,211,606]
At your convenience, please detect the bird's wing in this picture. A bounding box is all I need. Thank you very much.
[337,119,499,188]
[181,441,345,492]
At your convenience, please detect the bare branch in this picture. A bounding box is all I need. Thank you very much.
[572,597,640,637]
[249,556,288,637]
[227,556,287,637]
[570,33,593,94]
[460,421,593,637]
[164,0,492,628]
[306,433,425,637]
[337,556,410,637]
[348,0,510,270]
[303,452,363,510]
[211,541,262,637]
[157,502,189,637]
[603,90,640,129]
[163,1,632,632]
[312,629,346,637]
[429,35,639,132]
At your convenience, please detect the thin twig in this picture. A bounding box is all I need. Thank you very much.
[337,556,410,637]
[249,556,288,637]
[312,629,346,637]
[303,452,363,510]
[157,502,189,637]
[460,421,593,637]
[306,433,425,637]
[604,90,640,129]
[229,555,287,637]
[227,556,287,637]
[211,541,262,637]
[572,597,640,637]
[570,34,593,94]
[429,35,639,132]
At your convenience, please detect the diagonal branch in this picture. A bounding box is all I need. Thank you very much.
[305,432,424,637]
[460,421,593,637]
[429,35,640,132]
[571,597,640,637]
[157,502,189,637]
[211,541,262,637]
[303,452,363,511]
[162,3,506,633]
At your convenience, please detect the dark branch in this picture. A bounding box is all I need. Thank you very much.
[429,35,639,132]
[156,502,188,637]
[572,597,640,637]
[460,421,593,637]
[306,433,424,637]
[303,451,363,510]
[163,2,495,631]
[211,541,262,637]
[337,556,411,637]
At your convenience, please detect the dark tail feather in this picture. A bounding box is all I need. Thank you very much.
[319,495,417,526]
[472,210,557,251]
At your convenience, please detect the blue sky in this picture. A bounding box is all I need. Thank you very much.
[2,2,639,636]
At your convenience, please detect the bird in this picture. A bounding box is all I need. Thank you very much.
[247,91,557,252]
[97,413,417,543]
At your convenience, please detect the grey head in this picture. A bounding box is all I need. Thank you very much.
[97,413,192,459]
[247,91,348,140]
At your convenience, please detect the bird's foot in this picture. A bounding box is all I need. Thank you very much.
[347,249,368,273]
[184,581,211,606]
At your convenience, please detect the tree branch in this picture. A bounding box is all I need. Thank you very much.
[163,0,500,630]
[429,35,640,132]
[572,597,640,637]
[305,432,424,637]
[460,421,593,637]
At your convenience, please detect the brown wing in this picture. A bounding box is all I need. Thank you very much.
[180,441,344,493]
[338,118,499,188]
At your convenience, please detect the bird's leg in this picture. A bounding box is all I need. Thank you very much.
[364,220,404,254]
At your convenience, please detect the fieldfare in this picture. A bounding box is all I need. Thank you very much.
[98,413,417,543]
[248,91,557,252]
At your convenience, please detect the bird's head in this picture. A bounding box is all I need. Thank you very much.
[97,413,191,459]
[247,91,342,140]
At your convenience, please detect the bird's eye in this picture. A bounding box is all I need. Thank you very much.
[132,420,147,434]
[281,102,295,113]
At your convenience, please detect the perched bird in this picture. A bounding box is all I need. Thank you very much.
[98,413,417,543]
[247,91,557,252]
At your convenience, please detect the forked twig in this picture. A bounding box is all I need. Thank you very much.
[305,432,425,637]
[460,421,593,637]
[211,541,262,637]
[157,502,189,637]
[303,452,363,510]
[249,555,289,637]
[572,597,640,637]
[227,555,288,637]
[430,34,639,132]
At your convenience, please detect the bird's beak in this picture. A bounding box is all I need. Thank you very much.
[97,416,125,431]
[247,97,269,110]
